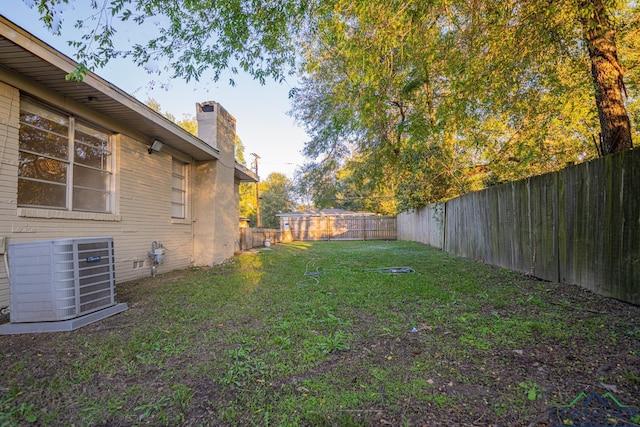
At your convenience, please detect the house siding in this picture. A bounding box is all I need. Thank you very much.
[113,134,195,281]
[0,81,201,308]
[0,82,19,307]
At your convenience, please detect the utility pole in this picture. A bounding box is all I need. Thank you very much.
[250,153,261,228]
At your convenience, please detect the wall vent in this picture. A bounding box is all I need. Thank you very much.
[8,237,117,323]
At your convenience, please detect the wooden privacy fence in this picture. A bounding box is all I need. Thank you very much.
[238,228,292,251]
[288,216,397,241]
[397,149,640,305]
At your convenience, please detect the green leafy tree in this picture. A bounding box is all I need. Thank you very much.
[37,0,307,84]
[234,136,247,165]
[145,97,175,121]
[293,1,485,209]
[33,1,635,154]
[145,97,198,135]
[445,0,634,155]
[239,181,257,225]
[257,173,295,229]
[32,0,638,211]
[292,0,637,209]
[236,137,258,223]
[176,115,197,135]
[579,0,634,153]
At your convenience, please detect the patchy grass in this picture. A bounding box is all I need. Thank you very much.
[0,241,638,426]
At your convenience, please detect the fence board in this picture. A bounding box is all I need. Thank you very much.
[288,216,396,241]
[238,228,288,251]
[397,149,640,305]
[398,203,445,248]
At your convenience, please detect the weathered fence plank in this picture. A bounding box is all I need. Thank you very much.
[559,153,640,303]
[288,216,396,241]
[529,172,559,280]
[398,203,444,248]
[238,228,289,251]
[398,149,640,305]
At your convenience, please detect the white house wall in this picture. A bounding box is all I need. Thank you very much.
[114,134,195,280]
[0,80,207,309]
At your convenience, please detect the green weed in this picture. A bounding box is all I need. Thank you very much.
[518,381,545,401]
[134,396,170,424]
[171,383,194,413]
[312,330,352,354]
[0,390,37,426]
[221,344,266,386]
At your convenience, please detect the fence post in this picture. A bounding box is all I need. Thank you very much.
[443,202,447,251]
[362,216,366,241]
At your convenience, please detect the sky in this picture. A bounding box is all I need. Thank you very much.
[0,1,309,180]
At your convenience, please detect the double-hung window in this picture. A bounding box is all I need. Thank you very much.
[18,98,113,213]
[171,159,187,219]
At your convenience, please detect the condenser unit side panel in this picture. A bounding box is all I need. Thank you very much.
[8,237,117,324]
[9,241,77,323]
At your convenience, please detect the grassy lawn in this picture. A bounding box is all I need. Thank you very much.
[1,241,638,426]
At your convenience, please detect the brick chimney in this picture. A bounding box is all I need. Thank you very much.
[193,101,239,265]
[196,101,219,149]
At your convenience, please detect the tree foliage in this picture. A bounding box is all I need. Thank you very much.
[145,97,198,134]
[241,172,295,228]
[33,0,310,84]
[258,172,296,228]
[32,0,638,213]
[292,0,637,211]
[235,137,259,224]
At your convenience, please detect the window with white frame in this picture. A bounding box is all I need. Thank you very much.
[171,159,187,219]
[18,98,114,213]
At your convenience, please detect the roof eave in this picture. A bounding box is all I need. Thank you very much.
[0,15,220,161]
[235,163,259,182]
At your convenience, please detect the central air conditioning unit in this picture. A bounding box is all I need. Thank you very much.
[6,237,126,329]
